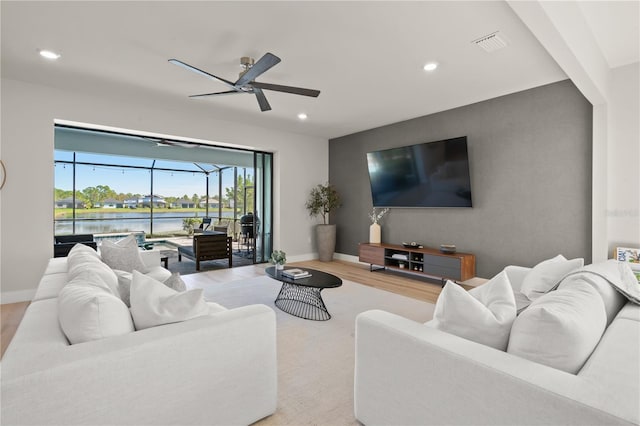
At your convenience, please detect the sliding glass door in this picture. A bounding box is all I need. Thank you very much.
[252,152,273,263]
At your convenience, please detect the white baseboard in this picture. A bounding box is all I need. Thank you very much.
[287,253,318,263]
[1,289,36,304]
[333,252,363,264]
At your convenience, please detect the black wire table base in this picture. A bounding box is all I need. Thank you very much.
[274,282,332,321]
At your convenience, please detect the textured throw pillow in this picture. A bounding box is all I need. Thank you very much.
[99,235,149,274]
[164,272,187,292]
[425,271,517,351]
[507,282,606,374]
[520,255,584,301]
[58,275,134,344]
[129,271,209,330]
[115,270,187,307]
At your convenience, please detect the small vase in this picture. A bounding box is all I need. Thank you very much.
[276,263,285,270]
[369,222,381,244]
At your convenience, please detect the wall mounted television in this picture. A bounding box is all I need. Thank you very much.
[366,136,473,208]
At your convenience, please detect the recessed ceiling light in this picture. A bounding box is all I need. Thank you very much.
[39,49,61,60]
[423,62,438,72]
[297,113,308,120]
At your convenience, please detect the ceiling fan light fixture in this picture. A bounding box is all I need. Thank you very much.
[297,113,308,120]
[423,62,438,72]
[39,49,61,60]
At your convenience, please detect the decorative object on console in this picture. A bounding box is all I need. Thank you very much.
[270,249,287,270]
[439,244,456,254]
[368,208,389,244]
[306,183,341,262]
[402,242,423,249]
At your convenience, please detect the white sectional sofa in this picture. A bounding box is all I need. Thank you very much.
[354,263,640,426]
[1,249,278,425]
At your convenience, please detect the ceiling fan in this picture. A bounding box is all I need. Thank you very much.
[169,52,320,112]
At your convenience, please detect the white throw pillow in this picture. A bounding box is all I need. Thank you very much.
[129,271,209,330]
[507,282,606,374]
[425,271,516,351]
[99,235,149,273]
[67,242,100,260]
[58,276,134,344]
[67,255,120,297]
[520,255,584,301]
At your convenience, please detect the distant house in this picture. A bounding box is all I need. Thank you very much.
[141,195,166,208]
[54,197,85,209]
[124,198,139,208]
[101,198,123,208]
[171,198,196,208]
[199,198,220,209]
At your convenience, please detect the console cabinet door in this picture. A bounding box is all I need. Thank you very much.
[359,244,384,265]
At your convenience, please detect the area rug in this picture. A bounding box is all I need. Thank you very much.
[161,249,254,275]
[183,273,436,425]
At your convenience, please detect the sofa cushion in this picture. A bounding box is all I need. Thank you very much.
[129,271,209,330]
[425,271,516,351]
[520,255,584,301]
[99,234,149,273]
[58,273,134,344]
[44,257,68,275]
[33,272,69,301]
[507,282,606,374]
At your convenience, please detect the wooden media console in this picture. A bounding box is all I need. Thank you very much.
[359,242,475,283]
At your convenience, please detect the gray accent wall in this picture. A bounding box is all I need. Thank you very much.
[329,79,592,278]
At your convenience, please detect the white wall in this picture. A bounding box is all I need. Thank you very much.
[607,63,640,251]
[0,78,328,302]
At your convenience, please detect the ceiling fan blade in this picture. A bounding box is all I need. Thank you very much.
[235,52,281,87]
[251,81,320,97]
[189,90,242,98]
[168,59,236,88]
[254,88,272,112]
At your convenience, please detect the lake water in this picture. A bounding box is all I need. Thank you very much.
[54,211,238,235]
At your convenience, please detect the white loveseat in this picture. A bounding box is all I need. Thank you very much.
[354,264,640,425]
[1,250,277,425]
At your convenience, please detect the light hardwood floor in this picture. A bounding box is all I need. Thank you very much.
[0,259,451,359]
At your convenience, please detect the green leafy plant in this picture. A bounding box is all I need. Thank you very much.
[182,217,200,235]
[270,249,287,265]
[305,183,341,225]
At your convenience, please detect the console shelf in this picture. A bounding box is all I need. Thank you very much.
[359,242,475,283]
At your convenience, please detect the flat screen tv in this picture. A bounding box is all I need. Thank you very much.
[366,136,473,208]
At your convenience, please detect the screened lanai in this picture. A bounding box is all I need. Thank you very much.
[54,125,273,264]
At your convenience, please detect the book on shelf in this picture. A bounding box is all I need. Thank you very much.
[281,268,312,279]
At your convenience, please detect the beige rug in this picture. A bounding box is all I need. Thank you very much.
[184,273,436,425]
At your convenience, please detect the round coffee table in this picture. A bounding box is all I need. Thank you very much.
[265,266,342,321]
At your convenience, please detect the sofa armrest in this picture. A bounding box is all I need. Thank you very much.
[503,265,531,293]
[354,310,634,426]
[1,305,277,426]
[139,249,161,269]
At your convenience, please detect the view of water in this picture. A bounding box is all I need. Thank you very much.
[54,211,238,235]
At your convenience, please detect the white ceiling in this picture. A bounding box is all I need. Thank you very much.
[1,1,637,140]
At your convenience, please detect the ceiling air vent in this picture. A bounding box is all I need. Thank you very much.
[473,32,508,52]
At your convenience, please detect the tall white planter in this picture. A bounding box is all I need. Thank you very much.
[316,224,337,262]
[369,223,381,244]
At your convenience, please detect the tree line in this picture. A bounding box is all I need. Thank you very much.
[54,176,254,211]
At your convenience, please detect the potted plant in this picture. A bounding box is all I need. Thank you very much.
[305,183,341,261]
[270,250,287,270]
